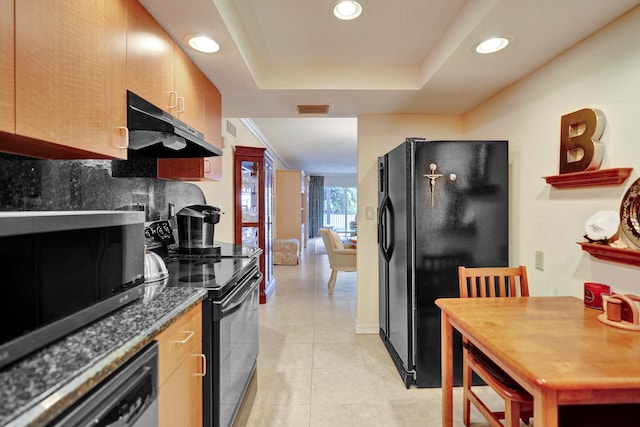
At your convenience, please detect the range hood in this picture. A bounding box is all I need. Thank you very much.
[126,90,222,158]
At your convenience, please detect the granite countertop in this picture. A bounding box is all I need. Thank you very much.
[0,283,207,427]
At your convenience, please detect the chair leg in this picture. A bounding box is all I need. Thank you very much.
[505,400,520,427]
[462,346,472,427]
[327,270,337,294]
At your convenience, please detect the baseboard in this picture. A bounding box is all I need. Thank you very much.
[354,320,379,334]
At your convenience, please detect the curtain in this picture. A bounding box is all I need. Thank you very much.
[308,175,324,238]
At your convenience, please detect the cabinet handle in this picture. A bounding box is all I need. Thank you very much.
[117,127,129,149]
[169,91,178,110]
[194,354,206,377]
[177,96,185,114]
[204,159,211,173]
[171,330,194,344]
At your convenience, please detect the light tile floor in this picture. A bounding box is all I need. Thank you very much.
[246,238,525,427]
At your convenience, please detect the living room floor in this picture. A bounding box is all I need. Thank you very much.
[246,238,520,426]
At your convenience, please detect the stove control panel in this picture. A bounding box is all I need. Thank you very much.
[144,220,175,249]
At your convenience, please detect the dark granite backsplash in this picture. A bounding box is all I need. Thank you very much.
[0,153,205,219]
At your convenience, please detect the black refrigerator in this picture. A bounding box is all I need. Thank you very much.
[378,138,508,388]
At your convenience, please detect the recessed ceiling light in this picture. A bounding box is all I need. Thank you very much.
[475,37,510,54]
[184,34,220,53]
[333,1,362,20]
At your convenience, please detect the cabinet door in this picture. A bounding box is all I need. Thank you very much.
[173,46,204,131]
[234,146,276,303]
[264,156,275,288]
[157,305,203,427]
[158,353,204,427]
[203,78,222,181]
[239,159,261,225]
[0,0,13,133]
[156,77,222,181]
[15,0,128,159]
[126,0,174,112]
[156,305,202,386]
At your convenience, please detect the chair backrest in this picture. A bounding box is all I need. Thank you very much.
[320,228,344,250]
[319,228,340,264]
[458,266,529,298]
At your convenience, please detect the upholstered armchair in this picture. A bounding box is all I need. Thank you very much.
[319,228,357,294]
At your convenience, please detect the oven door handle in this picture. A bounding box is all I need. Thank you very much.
[221,272,262,318]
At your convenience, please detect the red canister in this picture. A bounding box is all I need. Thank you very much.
[584,282,611,310]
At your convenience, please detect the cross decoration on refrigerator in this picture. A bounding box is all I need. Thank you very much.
[378,138,509,388]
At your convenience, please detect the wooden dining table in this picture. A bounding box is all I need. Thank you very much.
[436,296,640,427]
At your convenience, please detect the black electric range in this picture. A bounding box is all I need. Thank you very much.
[164,242,262,427]
[145,220,261,298]
[162,243,260,299]
[145,221,262,427]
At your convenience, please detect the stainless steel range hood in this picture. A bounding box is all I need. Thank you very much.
[127,90,222,158]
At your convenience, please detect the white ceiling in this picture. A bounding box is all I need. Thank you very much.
[138,0,640,175]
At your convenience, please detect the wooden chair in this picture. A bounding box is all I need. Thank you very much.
[319,228,356,294]
[458,266,534,427]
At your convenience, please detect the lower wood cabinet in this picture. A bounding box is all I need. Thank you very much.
[158,351,204,427]
[0,0,14,134]
[156,304,204,427]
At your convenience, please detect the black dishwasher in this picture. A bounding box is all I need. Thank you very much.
[48,341,158,427]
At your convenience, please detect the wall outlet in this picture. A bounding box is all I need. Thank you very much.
[366,206,375,220]
[535,250,544,271]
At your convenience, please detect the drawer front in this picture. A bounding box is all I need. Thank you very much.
[156,304,202,386]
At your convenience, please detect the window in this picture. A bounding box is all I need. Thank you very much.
[324,186,357,237]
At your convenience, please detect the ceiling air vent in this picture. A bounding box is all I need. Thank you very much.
[225,120,237,139]
[297,104,331,115]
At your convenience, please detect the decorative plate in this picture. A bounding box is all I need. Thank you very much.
[584,210,619,242]
[620,177,640,247]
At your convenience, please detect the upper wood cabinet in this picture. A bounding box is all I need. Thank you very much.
[202,79,223,181]
[0,0,14,134]
[128,0,222,181]
[11,0,128,159]
[155,78,222,181]
[126,0,204,131]
[0,0,219,164]
[126,0,175,113]
[173,47,204,131]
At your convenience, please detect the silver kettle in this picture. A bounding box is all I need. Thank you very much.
[176,204,221,252]
[143,247,168,283]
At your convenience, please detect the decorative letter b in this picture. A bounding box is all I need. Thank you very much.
[559,108,605,174]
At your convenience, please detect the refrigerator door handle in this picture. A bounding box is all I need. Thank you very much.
[378,195,394,261]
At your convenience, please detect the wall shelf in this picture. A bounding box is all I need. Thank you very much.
[578,242,640,267]
[544,168,633,188]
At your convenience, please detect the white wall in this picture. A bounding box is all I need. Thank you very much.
[192,6,640,329]
[354,6,640,331]
[323,174,357,187]
[355,114,464,332]
[463,6,640,297]
[192,118,277,243]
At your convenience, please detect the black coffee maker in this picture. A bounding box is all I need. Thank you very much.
[176,204,221,255]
